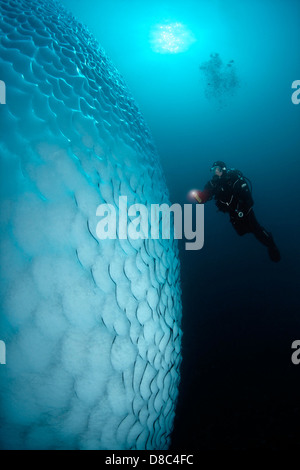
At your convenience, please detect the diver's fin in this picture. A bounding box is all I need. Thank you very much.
[268,244,281,262]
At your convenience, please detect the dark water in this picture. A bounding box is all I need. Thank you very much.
[61,0,300,449]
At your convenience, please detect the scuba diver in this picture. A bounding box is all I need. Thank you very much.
[193,161,281,262]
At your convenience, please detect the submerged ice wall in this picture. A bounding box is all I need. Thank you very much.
[0,0,182,450]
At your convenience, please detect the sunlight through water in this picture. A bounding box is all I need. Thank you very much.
[150,22,195,54]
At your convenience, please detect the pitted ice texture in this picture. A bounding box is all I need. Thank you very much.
[0,0,182,450]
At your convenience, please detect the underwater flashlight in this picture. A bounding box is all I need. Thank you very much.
[192,191,202,204]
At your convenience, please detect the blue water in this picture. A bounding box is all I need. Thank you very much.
[64,0,300,449]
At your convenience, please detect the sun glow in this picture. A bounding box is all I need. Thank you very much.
[151,22,195,54]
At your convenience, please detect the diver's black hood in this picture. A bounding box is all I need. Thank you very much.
[211,161,227,170]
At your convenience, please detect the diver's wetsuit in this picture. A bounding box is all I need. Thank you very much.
[198,169,281,262]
